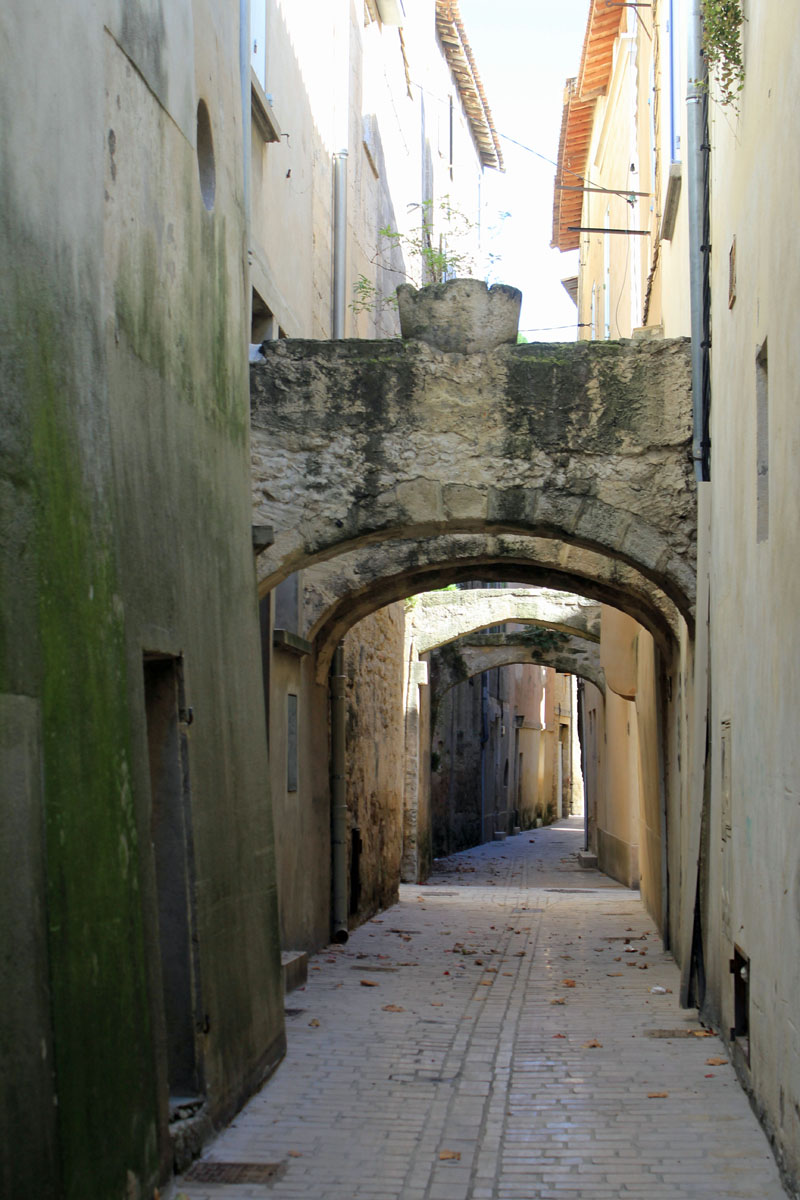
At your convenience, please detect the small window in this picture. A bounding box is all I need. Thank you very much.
[196,100,215,212]
[251,0,267,88]
[731,945,750,1065]
[756,340,768,543]
[720,719,732,841]
[287,694,298,792]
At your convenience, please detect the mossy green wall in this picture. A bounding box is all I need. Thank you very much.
[1,3,285,1196]
[2,237,160,1199]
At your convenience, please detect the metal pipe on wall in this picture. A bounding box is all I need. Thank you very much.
[687,0,710,482]
[332,150,349,338]
[480,672,489,842]
[330,644,349,943]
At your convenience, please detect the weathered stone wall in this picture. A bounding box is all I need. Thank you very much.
[300,533,684,679]
[430,631,605,712]
[408,588,601,652]
[343,603,406,925]
[430,661,568,856]
[251,336,696,635]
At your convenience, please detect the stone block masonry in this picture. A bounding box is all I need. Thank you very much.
[250,335,695,656]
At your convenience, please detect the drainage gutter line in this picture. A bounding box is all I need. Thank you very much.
[687,0,710,482]
[332,150,349,338]
[330,644,349,943]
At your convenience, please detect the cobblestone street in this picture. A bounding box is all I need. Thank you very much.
[174,820,788,1200]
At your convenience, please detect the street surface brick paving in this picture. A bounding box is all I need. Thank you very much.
[173,819,788,1199]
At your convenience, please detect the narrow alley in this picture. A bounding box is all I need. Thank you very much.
[175,821,786,1200]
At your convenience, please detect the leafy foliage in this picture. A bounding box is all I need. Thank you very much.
[351,196,482,316]
[701,0,745,108]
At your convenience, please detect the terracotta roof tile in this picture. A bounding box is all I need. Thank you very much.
[435,0,504,170]
[551,1,625,250]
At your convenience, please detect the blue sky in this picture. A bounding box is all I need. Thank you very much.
[457,0,589,340]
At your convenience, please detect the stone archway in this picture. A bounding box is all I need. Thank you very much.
[400,589,605,880]
[429,630,605,704]
[251,282,695,945]
[423,633,600,863]
[406,587,601,653]
[251,323,695,626]
[293,534,684,681]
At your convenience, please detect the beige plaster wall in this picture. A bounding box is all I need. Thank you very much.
[575,0,692,341]
[597,689,640,889]
[270,641,332,954]
[700,7,800,1184]
[249,0,487,341]
[635,629,664,928]
[580,682,606,856]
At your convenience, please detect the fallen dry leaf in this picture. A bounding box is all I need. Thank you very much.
[360,979,379,988]
[648,1092,669,1099]
[552,1033,566,1039]
[638,963,649,970]
[431,1001,443,1006]
[693,1030,714,1037]
[550,998,566,1005]
[513,951,525,957]
[439,1150,461,1161]
[479,979,493,986]
[382,1004,405,1013]
[502,971,513,976]
[705,1056,727,1066]
[562,979,577,988]
[582,1038,603,1048]
[288,1150,302,1157]
[607,972,623,977]
[308,1018,320,1027]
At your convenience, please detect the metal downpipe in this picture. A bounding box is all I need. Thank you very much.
[687,0,710,482]
[330,645,349,943]
[480,672,489,843]
[332,150,349,339]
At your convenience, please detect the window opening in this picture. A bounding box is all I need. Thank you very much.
[756,339,768,543]
[287,693,298,793]
[603,208,611,339]
[251,0,267,88]
[730,945,750,1065]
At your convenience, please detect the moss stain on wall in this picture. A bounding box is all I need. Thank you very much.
[24,288,159,1199]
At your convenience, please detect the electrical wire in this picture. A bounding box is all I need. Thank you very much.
[409,78,634,201]
[519,323,591,333]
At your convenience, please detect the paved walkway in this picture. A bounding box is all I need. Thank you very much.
[174,820,788,1199]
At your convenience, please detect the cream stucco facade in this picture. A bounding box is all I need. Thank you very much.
[555,1,800,1189]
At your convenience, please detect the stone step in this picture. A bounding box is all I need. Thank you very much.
[281,950,308,994]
